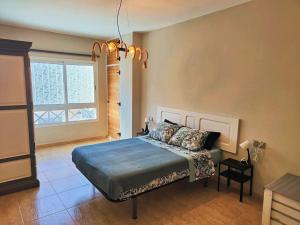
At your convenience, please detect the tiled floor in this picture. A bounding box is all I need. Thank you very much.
[0,138,263,225]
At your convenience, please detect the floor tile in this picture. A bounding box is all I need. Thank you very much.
[37,158,70,172]
[0,138,263,225]
[19,194,65,223]
[78,174,93,185]
[50,174,88,193]
[67,198,123,225]
[43,165,80,181]
[28,210,75,225]
[37,171,48,183]
[58,185,101,208]
[68,196,168,225]
[18,181,56,200]
[0,193,24,225]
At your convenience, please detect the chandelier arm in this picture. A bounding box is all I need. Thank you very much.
[128,45,136,59]
[142,49,148,61]
[143,61,147,69]
[92,42,101,51]
[101,42,110,56]
[91,41,102,61]
[136,47,142,61]
[111,42,119,58]
[142,49,149,69]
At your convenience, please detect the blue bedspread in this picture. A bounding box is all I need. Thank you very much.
[72,138,189,200]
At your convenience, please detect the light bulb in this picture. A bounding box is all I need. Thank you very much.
[128,46,136,59]
[108,42,117,52]
[129,48,135,54]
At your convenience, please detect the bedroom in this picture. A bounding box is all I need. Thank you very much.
[0,0,299,224]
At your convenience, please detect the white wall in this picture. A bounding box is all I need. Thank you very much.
[0,24,108,145]
[119,32,142,139]
[119,34,133,139]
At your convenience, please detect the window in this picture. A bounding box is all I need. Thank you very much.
[31,58,98,126]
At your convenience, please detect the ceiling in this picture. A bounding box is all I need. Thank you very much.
[0,0,251,40]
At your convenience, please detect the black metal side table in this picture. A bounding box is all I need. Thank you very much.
[217,158,254,202]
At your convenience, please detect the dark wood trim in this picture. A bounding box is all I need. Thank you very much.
[23,54,38,179]
[0,105,28,110]
[0,154,30,163]
[0,39,39,195]
[30,47,125,58]
[30,49,98,58]
[0,49,27,57]
[0,177,39,196]
[0,39,32,55]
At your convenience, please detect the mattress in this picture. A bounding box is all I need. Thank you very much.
[209,148,222,165]
[72,137,219,201]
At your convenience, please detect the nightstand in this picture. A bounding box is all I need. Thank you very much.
[262,173,300,225]
[217,158,253,202]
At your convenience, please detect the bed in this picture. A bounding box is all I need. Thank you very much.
[72,106,239,219]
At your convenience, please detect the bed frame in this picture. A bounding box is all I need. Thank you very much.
[90,174,200,219]
[90,106,239,219]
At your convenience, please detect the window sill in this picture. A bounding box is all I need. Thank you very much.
[34,119,99,128]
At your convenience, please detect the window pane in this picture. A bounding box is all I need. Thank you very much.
[68,108,96,121]
[34,110,66,125]
[66,65,95,103]
[31,62,65,105]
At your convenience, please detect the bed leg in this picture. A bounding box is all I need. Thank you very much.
[132,197,138,219]
[203,177,209,187]
[92,186,96,196]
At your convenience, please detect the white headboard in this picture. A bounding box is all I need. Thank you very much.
[156,106,239,154]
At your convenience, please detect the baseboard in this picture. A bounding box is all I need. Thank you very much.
[0,177,40,196]
[36,136,109,149]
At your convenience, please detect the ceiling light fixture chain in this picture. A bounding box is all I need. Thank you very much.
[91,0,148,69]
[116,0,123,43]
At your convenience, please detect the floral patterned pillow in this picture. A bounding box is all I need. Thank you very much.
[168,127,193,146]
[149,122,180,143]
[181,130,209,151]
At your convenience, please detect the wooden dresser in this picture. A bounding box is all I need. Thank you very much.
[262,173,300,225]
[0,39,39,195]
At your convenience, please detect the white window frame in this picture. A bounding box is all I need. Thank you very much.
[30,56,99,127]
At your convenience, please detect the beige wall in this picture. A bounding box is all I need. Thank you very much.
[0,24,108,145]
[132,33,143,136]
[140,0,300,195]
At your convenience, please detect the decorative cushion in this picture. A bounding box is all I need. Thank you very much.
[181,130,209,151]
[148,122,180,143]
[168,127,193,146]
[203,132,221,150]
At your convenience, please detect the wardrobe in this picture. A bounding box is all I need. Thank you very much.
[0,39,39,194]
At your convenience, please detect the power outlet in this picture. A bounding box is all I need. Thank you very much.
[253,140,266,149]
